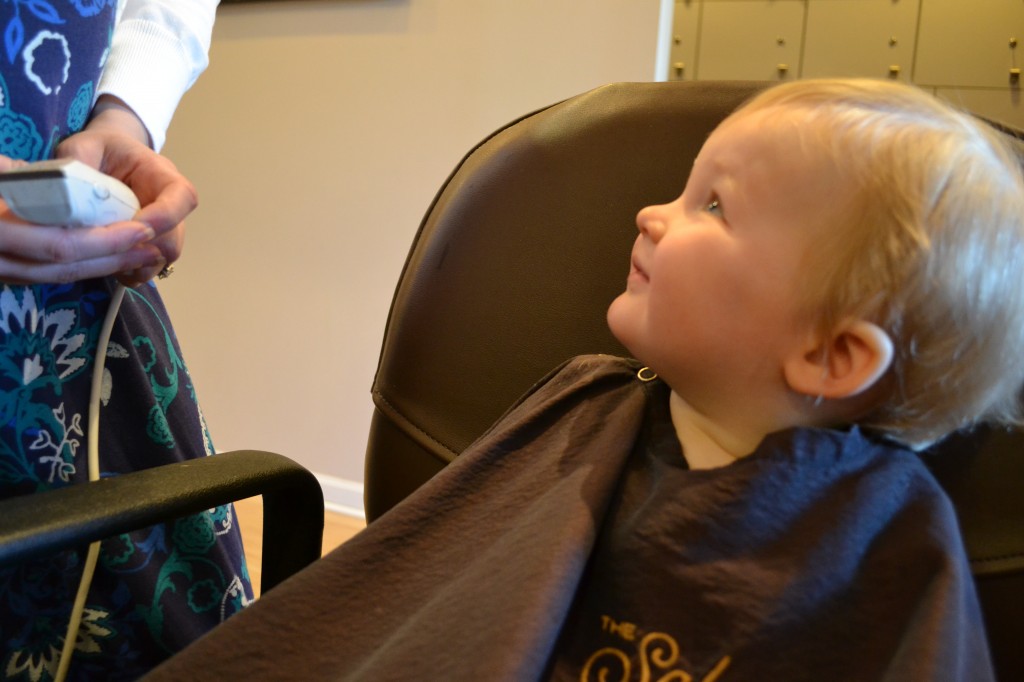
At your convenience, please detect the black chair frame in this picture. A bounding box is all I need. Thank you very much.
[0,449,323,593]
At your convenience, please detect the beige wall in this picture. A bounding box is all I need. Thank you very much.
[158,0,663,511]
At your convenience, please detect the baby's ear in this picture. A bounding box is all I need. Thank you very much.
[783,320,894,400]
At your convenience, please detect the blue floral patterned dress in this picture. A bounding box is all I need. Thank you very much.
[0,2,253,680]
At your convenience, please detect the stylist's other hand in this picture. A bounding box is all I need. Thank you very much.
[0,153,162,285]
[56,95,197,286]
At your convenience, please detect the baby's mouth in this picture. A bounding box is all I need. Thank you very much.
[629,256,649,283]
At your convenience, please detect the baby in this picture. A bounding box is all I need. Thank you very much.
[144,80,1024,681]
[609,78,1024,465]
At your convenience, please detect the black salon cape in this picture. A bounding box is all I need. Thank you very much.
[144,355,993,681]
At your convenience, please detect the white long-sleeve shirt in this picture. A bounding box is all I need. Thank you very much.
[97,0,219,151]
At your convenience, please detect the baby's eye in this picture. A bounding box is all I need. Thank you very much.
[706,198,722,215]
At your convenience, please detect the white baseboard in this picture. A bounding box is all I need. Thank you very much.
[315,472,366,520]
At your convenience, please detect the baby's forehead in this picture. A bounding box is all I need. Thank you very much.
[701,107,839,175]
[716,105,825,144]
[697,108,854,224]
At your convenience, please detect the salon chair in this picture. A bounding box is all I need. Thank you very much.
[365,80,1024,678]
[0,449,324,593]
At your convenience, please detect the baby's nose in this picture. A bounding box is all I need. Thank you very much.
[636,205,668,242]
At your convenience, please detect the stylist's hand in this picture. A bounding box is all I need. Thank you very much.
[56,95,197,286]
[0,153,163,286]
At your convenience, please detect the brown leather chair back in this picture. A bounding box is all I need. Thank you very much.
[366,80,1024,678]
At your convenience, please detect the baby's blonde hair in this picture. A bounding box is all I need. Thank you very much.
[735,78,1024,449]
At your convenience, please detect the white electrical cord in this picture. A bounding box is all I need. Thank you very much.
[54,282,127,682]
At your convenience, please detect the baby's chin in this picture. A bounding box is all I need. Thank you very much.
[605,296,626,341]
[605,296,639,358]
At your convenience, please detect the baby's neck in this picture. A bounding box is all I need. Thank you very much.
[668,391,764,469]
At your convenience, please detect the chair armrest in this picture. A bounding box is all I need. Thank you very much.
[0,450,324,593]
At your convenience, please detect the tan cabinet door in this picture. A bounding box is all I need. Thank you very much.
[915,0,1024,88]
[697,0,806,81]
[668,0,701,81]
[802,0,919,81]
